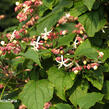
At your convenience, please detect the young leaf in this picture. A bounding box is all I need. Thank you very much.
[83,0,95,11]
[0,102,14,109]
[47,66,76,101]
[19,80,54,109]
[77,92,104,109]
[85,67,104,90]
[74,39,98,60]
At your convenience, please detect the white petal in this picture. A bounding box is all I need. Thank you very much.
[37,36,41,42]
[44,28,47,32]
[64,58,70,63]
[56,60,61,64]
[61,55,64,61]
[58,63,63,69]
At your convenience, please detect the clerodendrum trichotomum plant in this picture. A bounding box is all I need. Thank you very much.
[0,0,109,109]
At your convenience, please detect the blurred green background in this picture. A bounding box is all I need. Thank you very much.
[0,0,19,32]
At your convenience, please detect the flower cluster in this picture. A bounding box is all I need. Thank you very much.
[0,1,104,78]
[29,13,104,74]
[0,40,21,55]
[15,0,42,22]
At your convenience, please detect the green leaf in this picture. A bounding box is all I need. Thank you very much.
[53,0,73,11]
[103,63,109,72]
[77,92,104,109]
[50,103,72,109]
[56,23,76,33]
[11,57,25,70]
[79,9,106,37]
[69,80,88,107]
[37,10,63,34]
[57,33,76,47]
[23,49,41,67]
[39,49,51,59]
[0,102,14,109]
[42,0,55,9]
[102,80,109,100]
[38,5,48,16]
[74,39,98,60]
[19,80,54,109]
[83,0,95,11]
[29,30,37,36]
[85,67,104,90]
[70,0,88,17]
[47,66,75,100]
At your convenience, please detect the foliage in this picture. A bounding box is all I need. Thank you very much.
[0,0,109,109]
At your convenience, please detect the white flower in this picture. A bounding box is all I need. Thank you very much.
[41,28,52,40]
[56,55,72,69]
[16,2,20,6]
[65,13,70,18]
[30,36,43,51]
[73,38,78,49]
[1,41,5,45]
[10,30,16,41]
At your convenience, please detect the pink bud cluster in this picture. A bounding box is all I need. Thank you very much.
[0,6,104,78]
[15,0,42,22]
[72,23,85,34]
[6,29,27,40]
[58,13,78,25]
[0,41,21,55]
[0,64,12,76]
[22,15,39,28]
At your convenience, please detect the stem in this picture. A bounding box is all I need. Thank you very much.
[75,61,80,67]
[0,78,11,100]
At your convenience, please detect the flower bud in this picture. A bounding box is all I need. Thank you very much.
[83,60,87,65]
[60,50,64,54]
[93,65,98,70]
[44,37,48,41]
[13,40,17,44]
[74,70,79,74]
[99,52,104,58]
[0,50,2,55]
[87,64,91,70]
